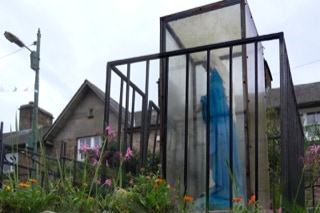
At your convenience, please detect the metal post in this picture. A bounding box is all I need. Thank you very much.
[4,29,41,178]
[30,29,41,178]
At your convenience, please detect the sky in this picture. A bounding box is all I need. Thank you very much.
[1,0,319,132]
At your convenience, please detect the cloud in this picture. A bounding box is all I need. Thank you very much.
[1,0,319,132]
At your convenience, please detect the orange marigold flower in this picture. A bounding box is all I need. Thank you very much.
[89,196,94,200]
[233,197,243,202]
[183,195,193,202]
[19,183,30,188]
[129,179,134,185]
[167,184,171,189]
[154,183,159,189]
[157,178,163,183]
[29,178,37,183]
[248,195,256,204]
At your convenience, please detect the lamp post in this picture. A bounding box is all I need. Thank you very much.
[4,29,41,177]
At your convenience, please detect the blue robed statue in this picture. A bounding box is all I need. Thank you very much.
[193,68,243,210]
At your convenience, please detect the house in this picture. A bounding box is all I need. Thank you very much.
[0,79,160,180]
[268,81,320,208]
[0,102,53,177]
[269,81,320,136]
[42,79,159,161]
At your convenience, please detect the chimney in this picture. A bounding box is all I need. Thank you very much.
[19,101,54,130]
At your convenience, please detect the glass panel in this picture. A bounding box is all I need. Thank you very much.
[191,48,247,210]
[79,137,91,146]
[307,125,315,138]
[305,112,320,138]
[166,48,247,210]
[307,113,316,125]
[94,136,102,147]
[245,21,270,204]
[166,4,241,51]
[162,0,270,209]
[187,52,207,201]
[316,112,320,123]
[244,0,270,201]
[78,137,91,160]
[166,55,187,197]
[162,1,251,211]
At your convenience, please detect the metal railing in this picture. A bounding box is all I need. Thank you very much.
[103,32,304,211]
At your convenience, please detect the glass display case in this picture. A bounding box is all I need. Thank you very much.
[160,0,268,210]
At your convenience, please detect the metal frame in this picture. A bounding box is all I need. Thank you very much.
[104,32,304,211]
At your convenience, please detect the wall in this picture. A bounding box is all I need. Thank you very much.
[48,90,105,159]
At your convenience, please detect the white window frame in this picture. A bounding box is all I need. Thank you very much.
[3,152,18,173]
[77,136,102,161]
[301,111,320,139]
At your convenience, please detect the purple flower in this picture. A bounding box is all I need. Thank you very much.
[105,179,112,186]
[92,158,99,166]
[310,144,320,154]
[307,155,314,163]
[105,125,116,137]
[92,144,100,157]
[124,147,133,161]
[79,143,88,154]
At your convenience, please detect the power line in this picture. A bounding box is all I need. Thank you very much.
[292,59,320,70]
[0,43,35,60]
[271,58,320,76]
[0,48,24,60]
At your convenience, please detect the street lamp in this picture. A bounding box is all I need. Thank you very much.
[4,29,41,177]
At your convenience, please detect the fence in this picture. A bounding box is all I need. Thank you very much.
[0,132,84,188]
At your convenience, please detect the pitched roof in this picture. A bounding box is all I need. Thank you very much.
[43,79,124,144]
[269,81,320,108]
[1,126,50,146]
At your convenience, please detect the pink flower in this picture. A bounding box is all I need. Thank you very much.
[124,147,133,161]
[79,143,88,154]
[92,158,99,166]
[105,179,112,186]
[307,155,314,163]
[92,144,100,157]
[94,178,101,184]
[105,125,116,137]
[310,144,320,154]
[106,160,110,167]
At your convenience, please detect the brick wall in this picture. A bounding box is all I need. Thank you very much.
[19,102,53,130]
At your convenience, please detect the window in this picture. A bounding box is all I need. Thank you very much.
[77,136,102,161]
[301,111,320,139]
[3,153,18,173]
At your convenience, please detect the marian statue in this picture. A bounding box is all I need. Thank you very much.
[193,54,243,210]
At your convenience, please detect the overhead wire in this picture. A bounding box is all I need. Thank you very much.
[292,59,320,70]
[0,48,24,60]
[270,58,320,77]
[0,43,36,60]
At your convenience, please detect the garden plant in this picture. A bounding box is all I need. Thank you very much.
[1,117,320,212]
